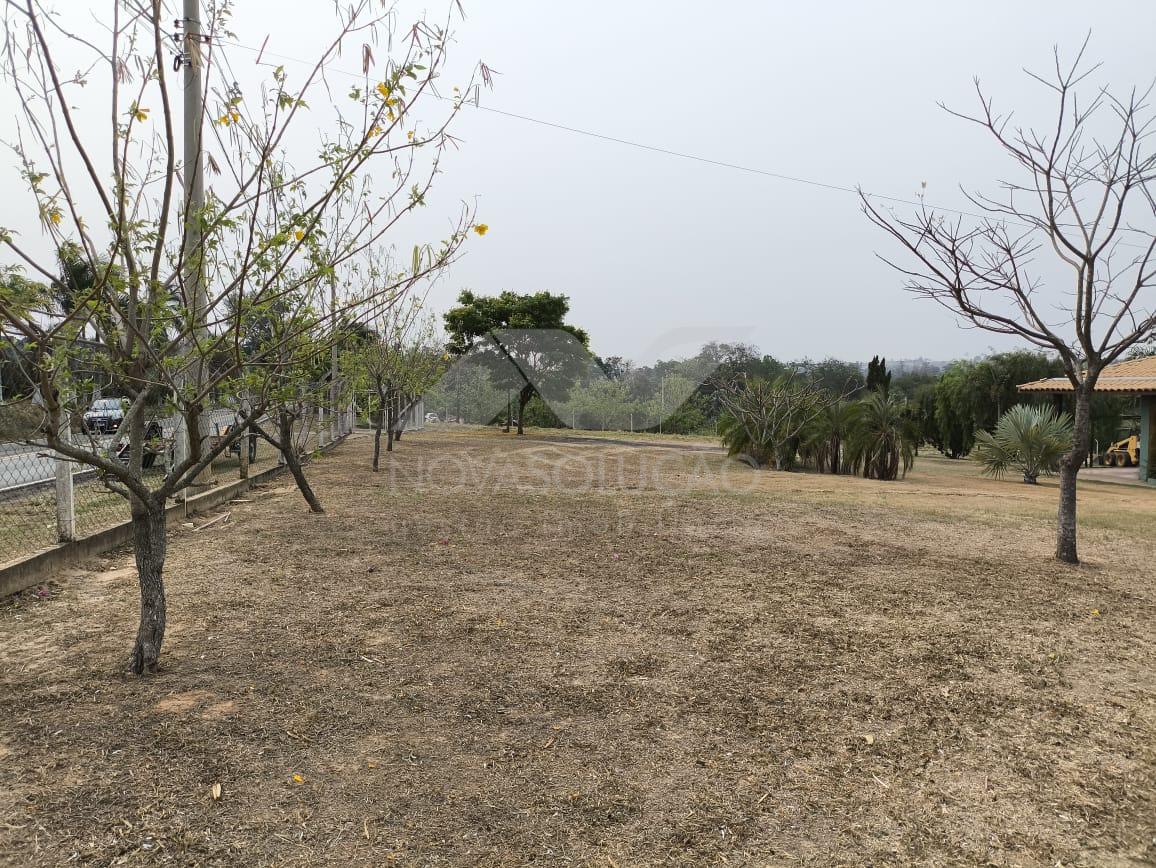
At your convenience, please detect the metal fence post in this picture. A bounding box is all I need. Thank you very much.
[54,413,75,542]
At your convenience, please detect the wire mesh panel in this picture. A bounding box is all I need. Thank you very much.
[0,462,58,563]
[0,400,353,566]
[249,430,280,474]
[72,474,132,539]
[68,418,157,539]
[296,410,320,457]
[204,408,247,482]
[1,399,61,562]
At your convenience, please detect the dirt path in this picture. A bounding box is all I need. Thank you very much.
[1,430,1154,866]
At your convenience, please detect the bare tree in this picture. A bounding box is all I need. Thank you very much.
[357,292,443,469]
[862,41,1156,564]
[0,0,480,672]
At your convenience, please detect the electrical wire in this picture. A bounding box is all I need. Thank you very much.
[216,36,1155,245]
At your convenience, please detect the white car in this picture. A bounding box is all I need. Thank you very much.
[425,412,440,424]
[81,397,128,434]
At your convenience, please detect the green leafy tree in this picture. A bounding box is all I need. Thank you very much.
[799,358,865,397]
[576,378,636,431]
[933,362,982,458]
[520,395,564,428]
[658,391,711,434]
[444,290,590,435]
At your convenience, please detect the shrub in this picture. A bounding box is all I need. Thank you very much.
[973,404,1074,484]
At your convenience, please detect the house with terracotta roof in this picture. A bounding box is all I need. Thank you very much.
[1018,355,1156,485]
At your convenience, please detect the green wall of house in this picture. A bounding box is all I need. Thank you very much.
[1142,395,1155,485]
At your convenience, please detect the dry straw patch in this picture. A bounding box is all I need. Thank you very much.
[0,429,1153,865]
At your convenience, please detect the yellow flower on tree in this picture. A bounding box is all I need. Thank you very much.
[473,223,489,236]
[132,105,149,122]
[375,82,391,100]
[48,209,62,226]
[294,229,305,241]
[406,131,415,142]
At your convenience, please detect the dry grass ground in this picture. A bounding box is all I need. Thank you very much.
[1,428,1154,866]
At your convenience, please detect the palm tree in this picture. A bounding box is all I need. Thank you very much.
[848,392,917,480]
[973,404,1074,484]
[717,375,828,470]
[718,410,769,467]
[801,400,857,473]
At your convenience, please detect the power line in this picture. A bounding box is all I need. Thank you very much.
[217,37,1155,243]
[216,39,920,205]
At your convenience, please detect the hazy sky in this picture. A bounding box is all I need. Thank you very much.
[5,1,1156,364]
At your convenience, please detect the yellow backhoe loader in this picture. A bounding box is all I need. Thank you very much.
[1102,433,1140,467]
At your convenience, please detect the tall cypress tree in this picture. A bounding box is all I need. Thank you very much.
[866,355,892,395]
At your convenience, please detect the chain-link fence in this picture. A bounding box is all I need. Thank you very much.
[0,399,355,567]
[0,397,65,563]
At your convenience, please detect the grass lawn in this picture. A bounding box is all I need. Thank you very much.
[1,429,1153,865]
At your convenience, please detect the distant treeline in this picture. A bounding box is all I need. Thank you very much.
[511,342,1137,454]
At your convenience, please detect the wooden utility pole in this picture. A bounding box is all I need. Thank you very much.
[178,0,213,486]
[330,275,340,443]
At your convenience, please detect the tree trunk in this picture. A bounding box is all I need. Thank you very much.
[239,425,251,481]
[385,382,395,453]
[1055,386,1091,564]
[516,385,533,436]
[128,501,167,675]
[372,406,383,472]
[280,409,325,514]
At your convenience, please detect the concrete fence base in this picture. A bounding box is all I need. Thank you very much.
[0,435,350,599]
